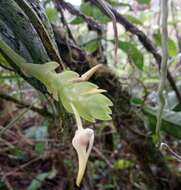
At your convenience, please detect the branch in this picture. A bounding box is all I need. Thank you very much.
[55,1,77,45]
[0,0,49,64]
[14,0,65,69]
[88,0,181,104]
[57,0,103,33]
[0,92,54,118]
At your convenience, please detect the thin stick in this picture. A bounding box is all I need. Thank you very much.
[160,143,181,162]
[156,0,169,145]
[58,0,103,33]
[93,147,113,168]
[0,92,53,118]
[0,102,36,136]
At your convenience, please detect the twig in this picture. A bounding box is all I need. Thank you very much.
[0,92,54,118]
[160,143,181,162]
[0,137,15,149]
[58,0,103,33]
[2,156,41,178]
[0,103,35,136]
[54,0,77,45]
[0,171,14,190]
[156,0,169,145]
[93,147,113,168]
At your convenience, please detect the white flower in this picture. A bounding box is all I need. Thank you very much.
[72,128,94,186]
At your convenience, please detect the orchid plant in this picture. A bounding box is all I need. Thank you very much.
[0,38,113,186]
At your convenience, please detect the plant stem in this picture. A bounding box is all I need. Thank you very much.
[71,103,83,130]
[156,0,169,146]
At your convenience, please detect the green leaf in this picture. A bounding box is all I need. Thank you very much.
[0,39,113,122]
[57,70,79,84]
[114,159,134,170]
[0,75,20,80]
[71,82,98,93]
[144,106,181,138]
[70,16,84,25]
[130,97,144,105]
[83,40,99,53]
[153,32,177,57]
[136,0,151,4]
[0,52,11,68]
[45,8,59,23]
[118,41,144,70]
[173,103,181,112]
[27,172,50,190]
[81,2,110,23]
[58,79,113,122]
[74,101,95,122]
[108,0,119,6]
[124,14,143,25]
[9,147,26,160]
[109,1,131,7]
[27,169,56,190]
[35,142,45,154]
